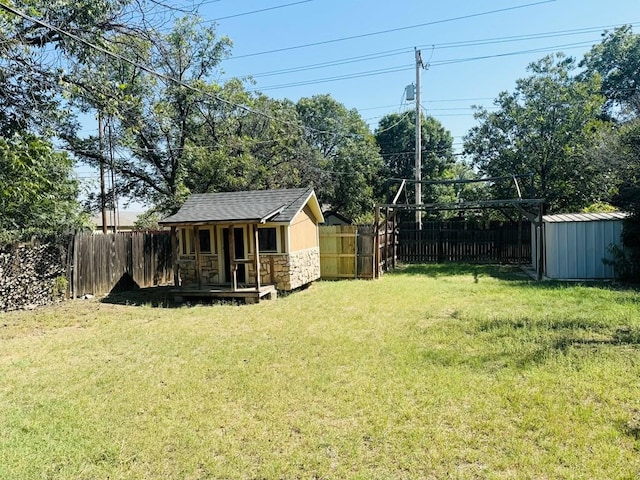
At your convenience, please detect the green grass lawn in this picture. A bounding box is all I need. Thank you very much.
[1,264,639,479]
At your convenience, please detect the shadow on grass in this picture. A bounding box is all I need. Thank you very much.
[100,286,180,308]
[421,318,640,371]
[391,263,531,281]
[392,263,640,294]
[101,286,262,308]
[621,414,640,441]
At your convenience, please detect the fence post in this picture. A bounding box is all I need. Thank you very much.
[72,234,79,299]
[374,206,380,279]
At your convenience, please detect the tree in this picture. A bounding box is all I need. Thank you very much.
[185,88,313,195]
[0,135,87,242]
[580,27,640,279]
[464,54,610,213]
[375,111,455,203]
[0,0,156,137]
[296,94,383,220]
[67,18,233,213]
[581,25,640,119]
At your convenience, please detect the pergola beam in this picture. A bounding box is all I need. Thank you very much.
[377,198,544,212]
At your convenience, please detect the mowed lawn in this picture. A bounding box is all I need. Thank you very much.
[1,265,639,479]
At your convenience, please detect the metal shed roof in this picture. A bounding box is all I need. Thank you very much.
[542,211,627,223]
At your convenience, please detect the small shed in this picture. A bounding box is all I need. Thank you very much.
[159,187,324,302]
[533,211,626,280]
[322,211,352,226]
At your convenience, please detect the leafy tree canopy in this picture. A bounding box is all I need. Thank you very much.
[581,25,640,119]
[375,111,455,204]
[296,94,383,220]
[464,54,610,213]
[66,18,233,213]
[0,134,88,242]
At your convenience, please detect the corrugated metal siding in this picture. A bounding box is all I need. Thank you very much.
[542,218,623,280]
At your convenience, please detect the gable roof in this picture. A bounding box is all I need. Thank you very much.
[159,187,324,226]
[322,210,353,225]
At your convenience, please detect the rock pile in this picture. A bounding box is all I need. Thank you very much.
[0,243,67,312]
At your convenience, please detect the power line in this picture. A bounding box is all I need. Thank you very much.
[248,64,413,92]
[244,40,601,93]
[227,0,557,60]
[209,1,313,22]
[0,1,369,141]
[227,22,637,81]
[430,40,597,67]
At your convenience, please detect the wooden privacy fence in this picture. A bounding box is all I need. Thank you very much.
[398,220,531,264]
[319,224,396,280]
[69,231,172,297]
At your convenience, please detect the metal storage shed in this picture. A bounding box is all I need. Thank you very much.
[532,212,626,280]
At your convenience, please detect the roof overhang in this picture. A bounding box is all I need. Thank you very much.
[296,190,324,223]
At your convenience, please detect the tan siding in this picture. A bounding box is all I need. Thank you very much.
[290,205,319,252]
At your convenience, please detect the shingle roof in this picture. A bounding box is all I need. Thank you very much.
[543,211,627,223]
[159,187,322,225]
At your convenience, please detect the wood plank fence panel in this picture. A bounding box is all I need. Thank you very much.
[320,226,357,279]
[319,225,379,280]
[356,225,376,279]
[398,220,531,264]
[71,231,172,297]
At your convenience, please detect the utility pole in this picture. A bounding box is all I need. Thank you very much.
[415,48,423,230]
[107,121,118,234]
[98,112,108,234]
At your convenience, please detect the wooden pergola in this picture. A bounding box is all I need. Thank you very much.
[375,174,546,280]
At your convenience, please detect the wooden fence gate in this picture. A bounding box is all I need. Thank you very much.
[319,225,380,279]
[319,224,397,280]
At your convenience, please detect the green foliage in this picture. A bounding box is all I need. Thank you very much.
[598,118,640,281]
[581,202,618,213]
[0,0,146,137]
[66,18,233,213]
[133,211,161,230]
[52,276,69,298]
[581,25,640,118]
[296,94,383,219]
[185,90,312,196]
[0,134,87,242]
[602,244,637,281]
[464,54,610,213]
[375,111,455,203]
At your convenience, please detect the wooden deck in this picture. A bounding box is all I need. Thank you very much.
[171,284,277,304]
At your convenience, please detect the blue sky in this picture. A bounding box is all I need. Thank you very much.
[75,0,639,207]
[199,0,638,150]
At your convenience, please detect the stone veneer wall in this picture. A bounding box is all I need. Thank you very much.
[178,254,220,286]
[251,247,320,291]
[177,247,320,291]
